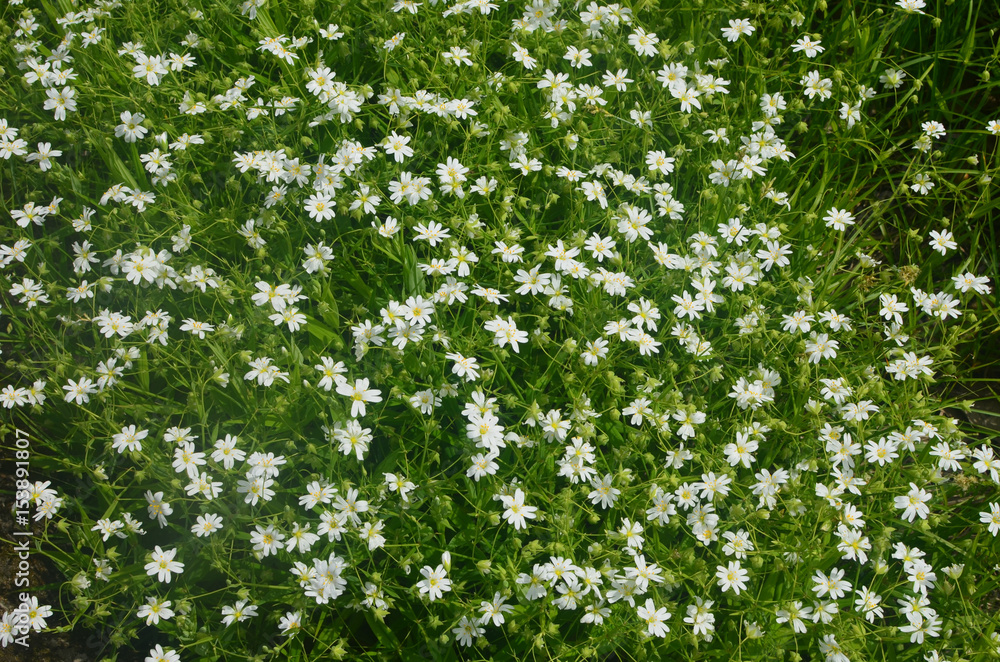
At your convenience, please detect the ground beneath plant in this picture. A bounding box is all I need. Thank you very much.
[0,453,94,662]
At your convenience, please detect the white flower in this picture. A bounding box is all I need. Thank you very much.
[927,229,956,255]
[628,28,659,57]
[645,150,675,175]
[446,352,480,381]
[384,473,416,502]
[383,131,413,163]
[715,560,749,594]
[500,488,538,530]
[980,503,1000,536]
[452,616,484,646]
[823,207,855,231]
[132,54,168,85]
[137,597,174,626]
[896,0,926,13]
[467,452,499,481]
[636,598,671,637]
[792,35,825,57]
[304,193,336,221]
[721,19,755,42]
[911,172,934,194]
[588,474,620,509]
[191,513,224,537]
[894,482,932,522]
[510,41,536,69]
[811,567,851,600]
[335,378,383,418]
[279,611,302,635]
[416,564,452,601]
[112,424,149,454]
[145,645,181,662]
[880,68,907,89]
[221,599,258,626]
[144,546,184,583]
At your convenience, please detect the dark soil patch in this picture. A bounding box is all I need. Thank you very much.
[0,434,101,662]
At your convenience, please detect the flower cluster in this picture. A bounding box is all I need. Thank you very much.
[2,0,998,660]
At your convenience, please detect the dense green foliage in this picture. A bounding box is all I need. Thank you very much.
[1,0,999,660]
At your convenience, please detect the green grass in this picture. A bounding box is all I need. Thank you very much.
[1,0,999,660]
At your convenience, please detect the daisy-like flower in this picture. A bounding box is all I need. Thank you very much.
[145,645,181,662]
[478,592,514,626]
[61,375,95,404]
[806,332,839,363]
[112,424,149,454]
[880,68,907,89]
[25,142,62,171]
[980,502,1000,536]
[417,564,452,601]
[910,172,934,194]
[645,150,675,175]
[212,434,246,470]
[927,229,957,256]
[144,546,184,583]
[334,419,372,461]
[588,474,621,509]
[840,101,862,129]
[44,86,78,121]
[602,69,633,91]
[811,567,851,600]
[510,41,537,70]
[879,293,909,325]
[279,611,302,636]
[500,488,538,530]
[443,46,474,66]
[335,378,383,418]
[384,472,416,502]
[628,28,660,57]
[250,523,285,557]
[304,193,336,222]
[115,111,149,142]
[952,272,991,295]
[445,352,480,381]
[563,46,593,69]
[383,32,405,51]
[452,616,484,646]
[382,131,414,163]
[721,19,755,42]
[92,518,125,541]
[133,54,169,85]
[467,452,499,481]
[145,490,174,528]
[221,599,258,626]
[776,601,812,634]
[715,560,749,594]
[894,482,932,522]
[314,357,347,391]
[823,207,856,231]
[137,596,175,626]
[636,598,671,637]
[320,23,344,39]
[896,0,927,13]
[17,596,51,632]
[179,318,214,339]
[800,70,833,100]
[413,221,451,247]
[191,513,224,537]
[582,338,609,365]
[792,35,825,57]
